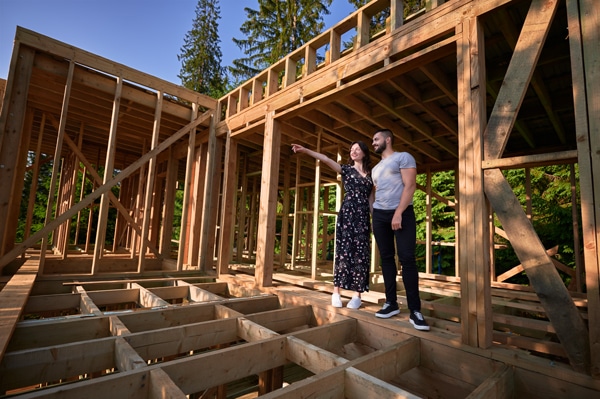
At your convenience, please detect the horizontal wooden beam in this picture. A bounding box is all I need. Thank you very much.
[62,276,215,286]
[160,336,288,394]
[0,337,115,392]
[125,317,239,361]
[286,335,349,374]
[243,305,313,334]
[482,150,578,169]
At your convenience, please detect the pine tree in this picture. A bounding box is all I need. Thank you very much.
[178,0,227,98]
[230,0,333,84]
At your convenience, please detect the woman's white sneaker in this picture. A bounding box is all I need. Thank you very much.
[347,296,361,309]
[331,293,343,308]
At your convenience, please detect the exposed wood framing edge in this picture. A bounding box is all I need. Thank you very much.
[0,257,39,361]
[13,27,216,109]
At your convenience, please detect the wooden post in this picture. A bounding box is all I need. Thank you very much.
[23,113,46,241]
[306,188,313,263]
[425,169,432,274]
[131,141,148,259]
[284,57,296,88]
[187,143,205,268]
[328,27,340,64]
[177,104,199,271]
[356,9,370,49]
[304,44,317,77]
[74,125,86,248]
[148,170,162,253]
[280,155,291,267]
[42,61,75,272]
[457,16,491,348]
[454,167,460,277]
[92,75,122,273]
[199,110,219,271]
[85,173,95,255]
[112,173,128,252]
[51,156,64,255]
[67,124,85,255]
[255,111,281,287]
[525,168,532,219]
[291,159,302,269]
[235,155,248,262]
[203,137,223,271]
[321,186,329,261]
[58,152,78,258]
[566,0,600,377]
[389,0,404,32]
[217,131,238,275]
[138,91,163,272]
[569,164,582,293]
[248,177,258,261]
[266,69,278,97]
[488,201,495,281]
[159,147,178,258]
[311,129,322,280]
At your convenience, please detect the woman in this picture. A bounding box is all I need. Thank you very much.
[291,142,373,309]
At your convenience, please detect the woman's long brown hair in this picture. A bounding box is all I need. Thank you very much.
[348,141,372,173]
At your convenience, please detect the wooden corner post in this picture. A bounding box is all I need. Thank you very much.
[457,15,492,349]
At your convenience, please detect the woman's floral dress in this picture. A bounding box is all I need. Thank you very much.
[333,164,373,292]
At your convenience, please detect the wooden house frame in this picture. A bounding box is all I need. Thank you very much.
[0,0,598,397]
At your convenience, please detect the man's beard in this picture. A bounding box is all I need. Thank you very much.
[374,141,386,154]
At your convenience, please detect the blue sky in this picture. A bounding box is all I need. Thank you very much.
[0,0,356,84]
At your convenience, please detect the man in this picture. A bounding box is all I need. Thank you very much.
[370,128,430,331]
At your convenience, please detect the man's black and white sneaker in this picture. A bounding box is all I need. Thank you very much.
[409,311,430,331]
[375,302,400,318]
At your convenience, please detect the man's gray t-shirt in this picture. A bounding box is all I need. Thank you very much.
[372,152,416,210]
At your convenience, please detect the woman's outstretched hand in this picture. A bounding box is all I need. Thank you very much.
[291,143,341,174]
[291,144,305,154]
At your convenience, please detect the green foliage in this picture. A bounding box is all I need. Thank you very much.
[410,165,580,287]
[18,152,120,249]
[18,152,52,243]
[414,171,456,274]
[172,188,184,242]
[229,0,333,84]
[495,165,580,285]
[178,0,228,98]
